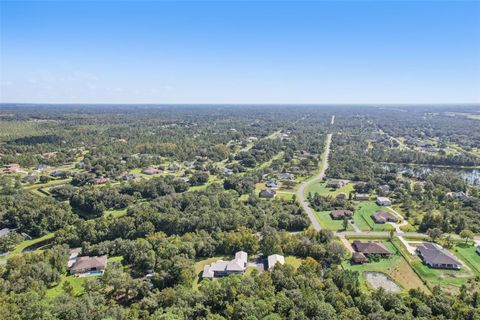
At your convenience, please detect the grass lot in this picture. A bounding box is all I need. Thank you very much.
[0,233,55,263]
[45,274,91,300]
[452,244,480,276]
[314,211,353,231]
[353,201,394,232]
[304,182,354,198]
[342,241,428,292]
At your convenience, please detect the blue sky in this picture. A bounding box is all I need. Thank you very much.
[1,1,479,104]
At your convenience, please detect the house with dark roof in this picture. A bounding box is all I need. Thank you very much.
[50,170,67,177]
[70,255,108,275]
[416,243,461,269]
[371,210,398,224]
[21,175,37,183]
[351,252,367,264]
[259,189,276,199]
[330,210,353,220]
[202,251,248,278]
[355,193,369,201]
[336,192,347,200]
[168,164,181,171]
[476,246,480,255]
[352,240,391,257]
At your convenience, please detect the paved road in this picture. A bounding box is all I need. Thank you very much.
[296,133,332,231]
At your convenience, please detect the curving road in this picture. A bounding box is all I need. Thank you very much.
[296,133,332,231]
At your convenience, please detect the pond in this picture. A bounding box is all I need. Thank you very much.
[364,272,401,292]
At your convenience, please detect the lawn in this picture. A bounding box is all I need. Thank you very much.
[343,241,428,292]
[452,244,480,276]
[0,232,55,263]
[353,201,394,232]
[314,210,353,231]
[304,182,354,198]
[45,274,91,300]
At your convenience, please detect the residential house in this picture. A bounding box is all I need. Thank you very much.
[259,189,276,199]
[446,192,468,202]
[168,164,181,171]
[336,192,347,200]
[371,210,398,224]
[122,174,138,180]
[3,164,21,174]
[70,255,108,275]
[376,197,392,206]
[21,175,37,183]
[184,161,195,167]
[277,172,294,181]
[267,254,285,269]
[416,243,462,269]
[266,179,278,189]
[36,164,49,171]
[476,245,480,255]
[50,170,67,177]
[355,193,370,201]
[378,185,391,196]
[0,228,14,238]
[223,168,234,176]
[330,210,353,220]
[142,168,161,175]
[327,179,349,189]
[202,251,248,279]
[351,252,367,264]
[352,240,391,257]
[94,177,110,184]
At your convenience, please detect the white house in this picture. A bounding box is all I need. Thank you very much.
[376,197,392,206]
[267,254,285,269]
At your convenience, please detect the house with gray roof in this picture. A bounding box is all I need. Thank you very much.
[259,189,276,198]
[476,246,480,255]
[416,243,461,269]
[371,210,398,224]
[376,197,392,206]
[202,251,248,279]
[267,254,285,269]
[277,172,294,181]
[330,210,353,220]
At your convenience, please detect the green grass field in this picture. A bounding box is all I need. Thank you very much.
[353,201,394,232]
[314,211,353,231]
[452,244,480,276]
[342,241,428,292]
[304,181,354,198]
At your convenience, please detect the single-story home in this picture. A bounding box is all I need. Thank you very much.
[50,170,67,177]
[36,164,49,171]
[259,189,276,199]
[277,172,294,181]
[94,177,110,184]
[142,168,161,175]
[21,175,37,183]
[416,243,461,270]
[446,192,468,202]
[0,228,15,238]
[3,164,21,174]
[355,193,370,201]
[376,197,392,206]
[266,179,278,189]
[352,240,391,257]
[327,179,349,189]
[267,254,285,269]
[351,252,367,264]
[371,210,398,224]
[202,251,248,279]
[123,174,138,180]
[223,168,234,176]
[168,164,181,171]
[378,185,391,195]
[330,210,353,220]
[336,192,347,200]
[476,245,480,255]
[70,255,108,275]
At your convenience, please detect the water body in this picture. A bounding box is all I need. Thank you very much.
[364,272,401,292]
[382,164,480,185]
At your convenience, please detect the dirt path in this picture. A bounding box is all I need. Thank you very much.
[296,133,332,231]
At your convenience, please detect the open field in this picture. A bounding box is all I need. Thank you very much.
[304,181,354,198]
[314,210,353,231]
